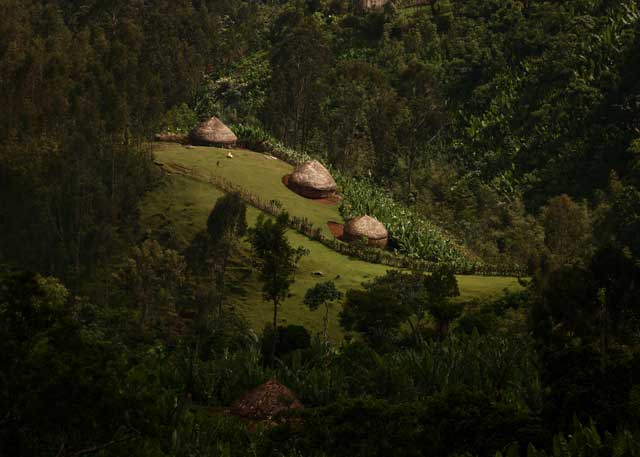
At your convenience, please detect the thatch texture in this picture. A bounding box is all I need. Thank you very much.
[189,117,237,147]
[230,379,303,422]
[154,132,188,144]
[343,215,388,248]
[287,160,337,199]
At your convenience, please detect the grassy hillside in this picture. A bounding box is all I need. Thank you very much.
[153,142,341,238]
[141,145,522,340]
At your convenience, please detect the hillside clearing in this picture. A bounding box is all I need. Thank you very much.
[153,142,341,238]
[140,162,522,340]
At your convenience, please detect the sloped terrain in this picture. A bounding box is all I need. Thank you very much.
[142,144,522,338]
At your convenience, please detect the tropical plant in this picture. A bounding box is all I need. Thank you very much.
[233,123,483,269]
[496,420,640,457]
[248,212,308,365]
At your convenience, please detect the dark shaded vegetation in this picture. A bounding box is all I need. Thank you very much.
[2,0,640,456]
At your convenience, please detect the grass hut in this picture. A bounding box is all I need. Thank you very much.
[230,379,303,423]
[189,117,237,147]
[287,160,337,199]
[343,215,388,248]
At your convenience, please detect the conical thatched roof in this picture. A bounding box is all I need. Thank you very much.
[230,379,303,422]
[287,160,337,199]
[189,117,237,146]
[343,215,388,247]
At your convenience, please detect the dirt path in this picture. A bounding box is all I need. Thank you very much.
[327,221,344,240]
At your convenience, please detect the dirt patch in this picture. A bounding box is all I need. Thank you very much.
[327,221,344,240]
[282,175,342,205]
[318,192,343,206]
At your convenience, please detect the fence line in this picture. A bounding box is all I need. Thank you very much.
[163,162,526,277]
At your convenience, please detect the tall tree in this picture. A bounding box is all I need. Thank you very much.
[248,213,306,364]
[423,266,461,336]
[541,194,591,267]
[304,280,342,345]
[206,193,247,317]
[397,60,448,204]
[367,270,431,346]
[116,240,187,332]
[364,268,461,343]
[340,282,411,352]
[266,9,330,151]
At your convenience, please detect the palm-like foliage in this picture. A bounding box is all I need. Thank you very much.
[268,332,540,409]
[337,174,476,266]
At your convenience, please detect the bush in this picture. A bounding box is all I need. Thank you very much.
[158,103,198,134]
[261,324,312,364]
[540,345,640,433]
[263,387,548,457]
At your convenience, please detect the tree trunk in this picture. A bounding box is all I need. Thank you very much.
[323,304,330,344]
[271,299,279,366]
[140,299,149,329]
[407,318,423,347]
[406,152,414,206]
[200,264,216,320]
[600,297,609,373]
[218,245,231,317]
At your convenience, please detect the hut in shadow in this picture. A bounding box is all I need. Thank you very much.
[189,117,237,147]
[230,379,303,423]
[286,160,337,199]
[343,215,388,248]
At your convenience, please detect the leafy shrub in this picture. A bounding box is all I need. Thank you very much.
[261,324,312,363]
[158,103,198,134]
[540,345,639,433]
[269,332,541,409]
[232,123,313,164]
[263,387,548,457]
[497,420,640,457]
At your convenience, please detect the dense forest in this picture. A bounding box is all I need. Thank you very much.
[1,0,640,456]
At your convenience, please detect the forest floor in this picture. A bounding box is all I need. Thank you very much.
[141,142,523,340]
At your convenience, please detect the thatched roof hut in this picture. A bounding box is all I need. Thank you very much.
[189,117,237,147]
[230,379,303,422]
[343,215,388,248]
[287,160,337,199]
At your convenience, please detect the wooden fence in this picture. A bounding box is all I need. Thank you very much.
[161,161,526,277]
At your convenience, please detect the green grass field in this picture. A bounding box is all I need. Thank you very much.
[153,142,342,237]
[142,143,522,341]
